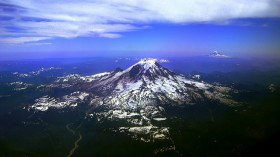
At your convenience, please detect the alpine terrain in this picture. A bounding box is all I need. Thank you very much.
[28,58,236,153]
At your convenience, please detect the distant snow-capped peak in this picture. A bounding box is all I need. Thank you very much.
[209,51,230,58]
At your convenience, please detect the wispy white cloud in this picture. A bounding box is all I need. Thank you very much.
[0,37,51,44]
[0,0,279,44]
[24,42,52,46]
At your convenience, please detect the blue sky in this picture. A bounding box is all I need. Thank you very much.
[1,0,280,59]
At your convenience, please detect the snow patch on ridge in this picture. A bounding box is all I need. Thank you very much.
[29,91,89,111]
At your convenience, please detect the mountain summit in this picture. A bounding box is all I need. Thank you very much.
[116,58,174,81]
[116,58,176,82]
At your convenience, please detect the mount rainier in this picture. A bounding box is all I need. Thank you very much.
[29,58,236,145]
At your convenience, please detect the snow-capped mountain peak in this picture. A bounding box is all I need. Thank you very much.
[121,58,174,82]
[209,51,230,58]
[125,58,164,73]
[51,58,235,109]
[138,58,157,65]
[30,59,237,143]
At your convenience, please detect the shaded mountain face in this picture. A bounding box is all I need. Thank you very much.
[29,58,236,144]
